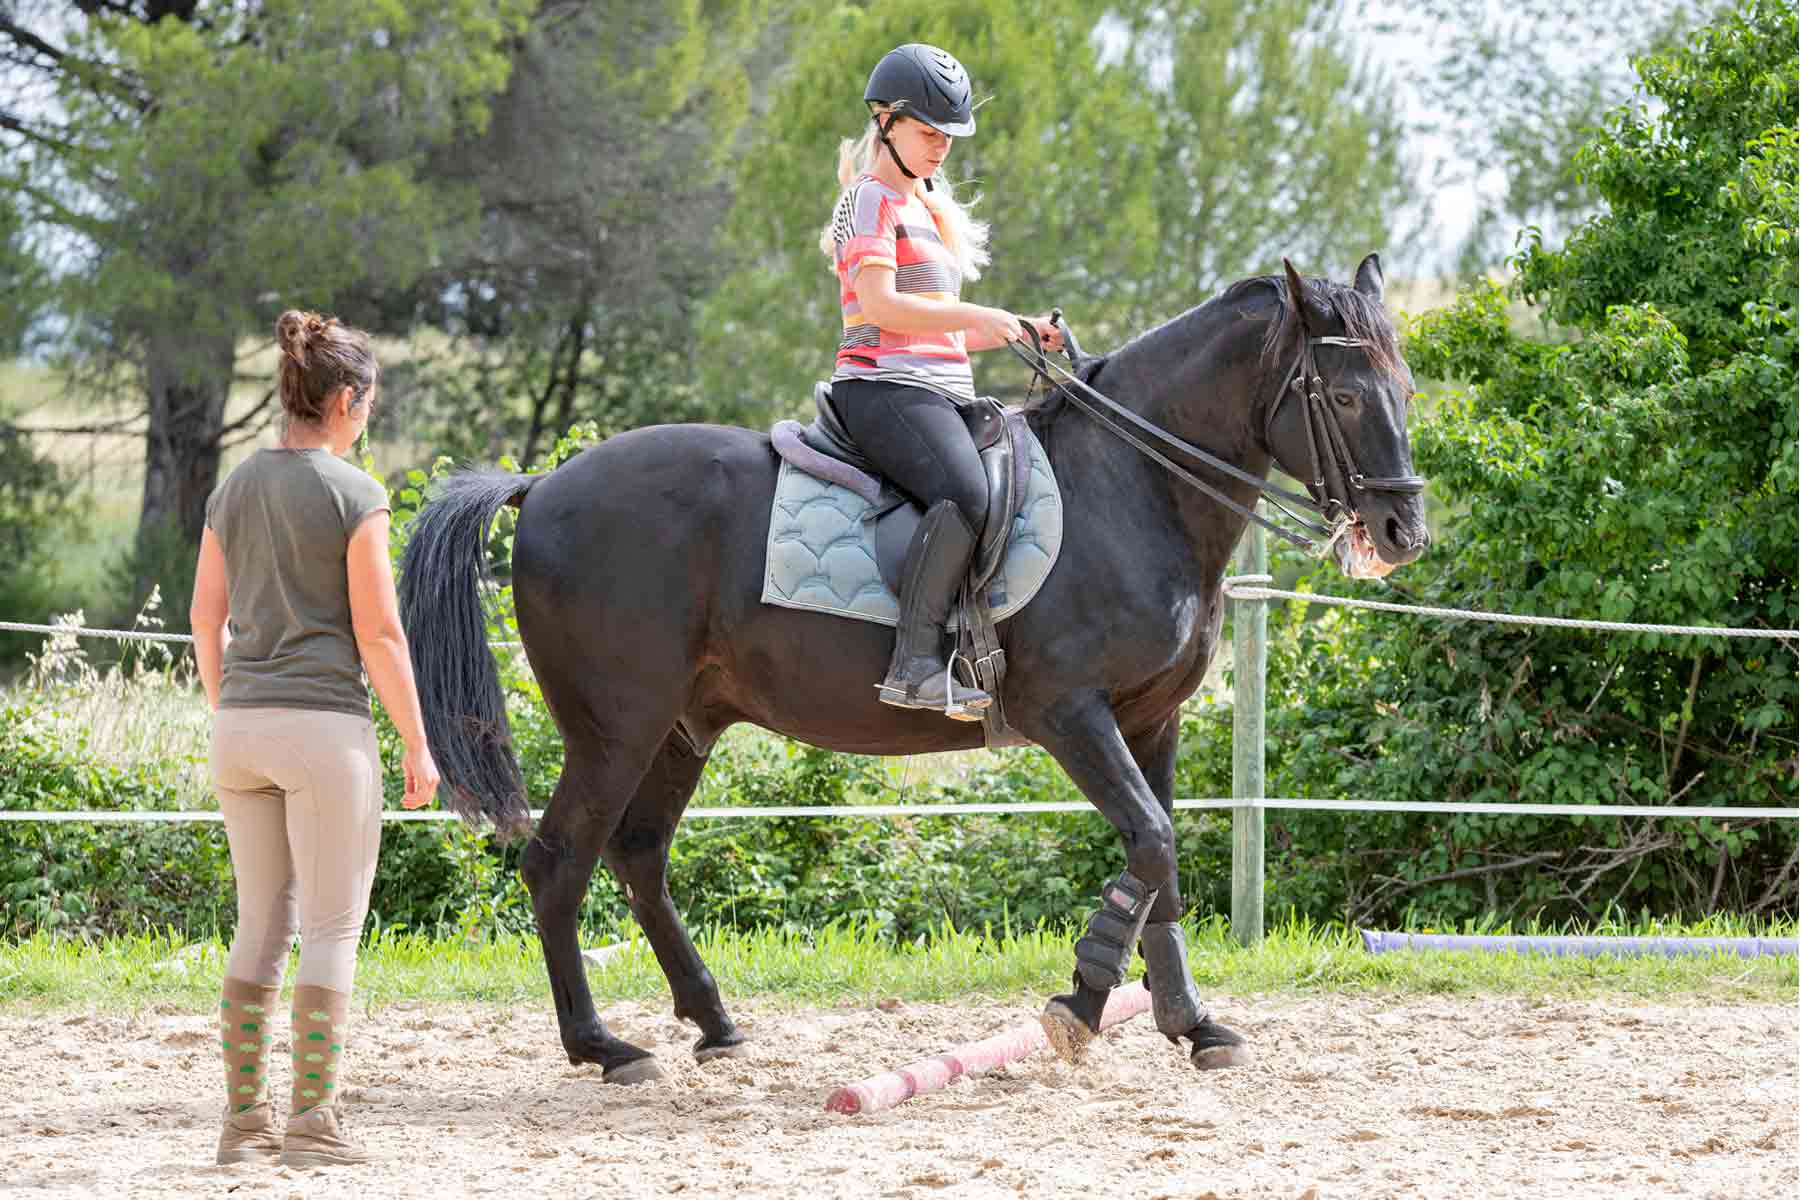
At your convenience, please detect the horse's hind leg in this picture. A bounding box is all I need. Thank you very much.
[522,737,668,1085]
[601,733,748,1064]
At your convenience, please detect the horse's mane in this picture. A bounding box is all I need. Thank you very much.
[1027,270,1404,432]
[1219,274,1405,384]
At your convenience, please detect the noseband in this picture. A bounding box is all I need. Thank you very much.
[1012,315,1421,555]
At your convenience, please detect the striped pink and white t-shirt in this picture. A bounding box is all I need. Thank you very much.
[828,175,975,402]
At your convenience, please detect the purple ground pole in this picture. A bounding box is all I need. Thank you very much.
[1359,931,1798,958]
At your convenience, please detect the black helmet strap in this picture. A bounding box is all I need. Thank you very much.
[873,108,934,192]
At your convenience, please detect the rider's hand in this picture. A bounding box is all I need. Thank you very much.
[401,743,441,810]
[1021,315,1065,353]
[966,305,1025,348]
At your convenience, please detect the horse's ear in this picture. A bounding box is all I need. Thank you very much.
[1281,257,1324,337]
[1353,252,1385,302]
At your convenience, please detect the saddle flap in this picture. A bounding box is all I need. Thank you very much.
[959,397,1008,451]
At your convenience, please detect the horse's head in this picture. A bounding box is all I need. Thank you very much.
[1260,254,1430,576]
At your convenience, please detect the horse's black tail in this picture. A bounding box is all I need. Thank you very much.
[398,468,540,841]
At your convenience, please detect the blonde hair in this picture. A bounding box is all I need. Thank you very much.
[817,108,990,282]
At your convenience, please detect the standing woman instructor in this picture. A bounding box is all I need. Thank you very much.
[189,311,439,1168]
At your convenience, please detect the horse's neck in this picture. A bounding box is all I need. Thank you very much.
[1058,307,1274,576]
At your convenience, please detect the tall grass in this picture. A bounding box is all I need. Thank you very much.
[15,591,216,807]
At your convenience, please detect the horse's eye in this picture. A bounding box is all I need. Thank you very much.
[1332,390,1356,407]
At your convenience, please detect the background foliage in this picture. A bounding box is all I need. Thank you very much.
[1,2,1793,942]
[1237,0,1798,926]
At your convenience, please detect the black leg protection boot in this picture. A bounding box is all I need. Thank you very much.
[876,499,991,720]
[1139,922,1253,1070]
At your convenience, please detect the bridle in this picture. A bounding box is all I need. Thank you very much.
[1275,333,1427,522]
[1010,311,1423,555]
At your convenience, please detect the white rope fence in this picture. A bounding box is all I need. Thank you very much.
[1220,578,1800,640]
[0,620,523,650]
[9,581,1797,649]
[0,620,193,644]
[2,799,1793,824]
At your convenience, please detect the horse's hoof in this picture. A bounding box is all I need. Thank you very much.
[1186,1020,1253,1071]
[602,1056,665,1086]
[1191,1042,1254,1070]
[1039,1000,1095,1065]
[694,1036,750,1064]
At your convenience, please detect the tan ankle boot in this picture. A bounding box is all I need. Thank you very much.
[215,1100,282,1164]
[281,1104,370,1168]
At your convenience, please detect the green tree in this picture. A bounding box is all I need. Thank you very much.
[1381,0,1715,275]
[0,425,83,665]
[1,0,531,608]
[1252,0,1797,924]
[393,0,773,466]
[700,0,1414,421]
[0,195,43,356]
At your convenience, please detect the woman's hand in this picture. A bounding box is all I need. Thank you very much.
[1020,315,1065,353]
[964,305,1026,351]
[401,743,441,810]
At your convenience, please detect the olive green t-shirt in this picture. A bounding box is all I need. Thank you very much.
[204,448,391,717]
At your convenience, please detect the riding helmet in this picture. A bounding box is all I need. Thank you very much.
[864,44,976,137]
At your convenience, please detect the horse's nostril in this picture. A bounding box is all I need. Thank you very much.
[1386,516,1403,548]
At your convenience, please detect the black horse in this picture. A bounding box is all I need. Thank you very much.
[399,256,1429,1084]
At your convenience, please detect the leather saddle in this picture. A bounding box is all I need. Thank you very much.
[776,383,1030,599]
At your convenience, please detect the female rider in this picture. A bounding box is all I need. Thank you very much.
[821,43,1062,720]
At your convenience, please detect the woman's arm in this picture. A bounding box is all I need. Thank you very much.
[347,513,440,809]
[188,528,229,710]
[855,264,1021,343]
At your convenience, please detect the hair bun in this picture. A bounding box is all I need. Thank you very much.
[276,309,313,366]
[275,310,340,366]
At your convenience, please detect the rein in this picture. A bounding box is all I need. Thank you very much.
[1009,311,1422,555]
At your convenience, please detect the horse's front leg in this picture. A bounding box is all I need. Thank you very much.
[1129,717,1253,1071]
[1029,692,1185,1064]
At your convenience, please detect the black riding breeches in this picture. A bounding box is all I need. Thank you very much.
[834,379,987,534]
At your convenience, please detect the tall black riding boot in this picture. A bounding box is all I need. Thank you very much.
[876,500,992,720]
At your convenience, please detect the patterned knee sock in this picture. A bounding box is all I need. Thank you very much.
[290,984,351,1115]
[219,977,280,1113]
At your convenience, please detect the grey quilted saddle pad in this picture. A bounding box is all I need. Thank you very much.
[761,424,1064,628]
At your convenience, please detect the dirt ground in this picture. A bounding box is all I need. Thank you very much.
[1,992,1794,1199]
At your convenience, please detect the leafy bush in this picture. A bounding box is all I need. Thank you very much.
[1229,0,1798,927]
